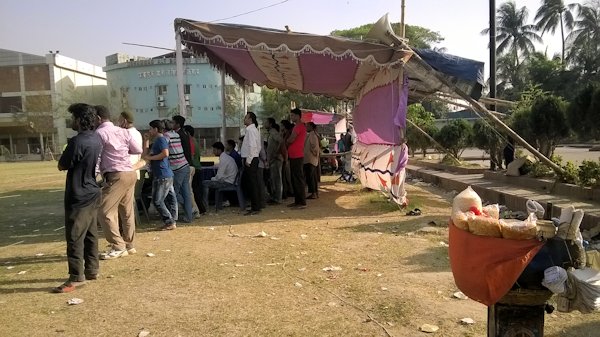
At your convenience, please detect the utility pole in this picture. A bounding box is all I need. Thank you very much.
[489,0,496,108]
[400,0,406,38]
[489,0,498,170]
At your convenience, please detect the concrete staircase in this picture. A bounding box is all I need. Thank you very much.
[406,164,600,230]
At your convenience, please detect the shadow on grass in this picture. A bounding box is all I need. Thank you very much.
[0,189,64,246]
[0,278,65,294]
[337,216,449,235]
[546,320,600,337]
[0,254,65,267]
[400,245,450,272]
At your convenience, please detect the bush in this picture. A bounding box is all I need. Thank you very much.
[557,161,579,185]
[579,160,600,187]
[435,119,472,159]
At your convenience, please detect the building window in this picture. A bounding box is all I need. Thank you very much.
[157,85,167,96]
[184,84,191,95]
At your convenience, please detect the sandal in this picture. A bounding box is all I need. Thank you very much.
[406,208,422,216]
[52,281,85,293]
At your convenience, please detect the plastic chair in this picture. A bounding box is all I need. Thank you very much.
[134,169,150,224]
[213,169,245,212]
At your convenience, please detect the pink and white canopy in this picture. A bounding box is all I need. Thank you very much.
[174,18,480,205]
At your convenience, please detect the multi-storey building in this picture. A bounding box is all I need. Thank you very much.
[0,48,107,159]
[103,52,261,146]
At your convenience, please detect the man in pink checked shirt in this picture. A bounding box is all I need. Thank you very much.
[95,106,143,260]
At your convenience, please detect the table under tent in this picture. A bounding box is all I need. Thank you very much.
[174,14,484,206]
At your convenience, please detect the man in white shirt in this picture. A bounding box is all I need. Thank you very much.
[201,142,238,211]
[239,111,261,215]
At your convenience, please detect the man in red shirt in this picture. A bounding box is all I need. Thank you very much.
[286,108,307,208]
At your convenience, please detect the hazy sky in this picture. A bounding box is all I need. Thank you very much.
[0,0,586,78]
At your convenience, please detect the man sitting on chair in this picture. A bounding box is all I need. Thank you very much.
[201,142,238,210]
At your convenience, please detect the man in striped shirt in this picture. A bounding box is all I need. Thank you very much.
[163,119,193,223]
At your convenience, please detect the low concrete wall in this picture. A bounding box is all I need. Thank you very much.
[407,165,599,230]
[408,159,488,175]
[484,171,600,202]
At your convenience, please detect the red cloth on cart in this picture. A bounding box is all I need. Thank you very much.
[448,220,544,306]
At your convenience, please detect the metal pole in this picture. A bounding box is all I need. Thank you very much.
[220,64,226,142]
[489,0,497,110]
[400,0,406,38]
[175,29,186,117]
[242,84,247,134]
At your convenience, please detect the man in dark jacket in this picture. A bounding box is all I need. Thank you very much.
[54,103,103,293]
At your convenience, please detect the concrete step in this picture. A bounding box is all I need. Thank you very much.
[406,164,600,230]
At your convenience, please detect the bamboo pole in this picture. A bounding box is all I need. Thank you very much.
[404,50,564,174]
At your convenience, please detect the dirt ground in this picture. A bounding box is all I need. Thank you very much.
[0,162,598,336]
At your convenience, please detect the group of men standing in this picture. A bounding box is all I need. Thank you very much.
[55,103,197,293]
[237,108,321,215]
[55,103,333,292]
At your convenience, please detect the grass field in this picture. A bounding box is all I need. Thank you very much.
[0,161,598,337]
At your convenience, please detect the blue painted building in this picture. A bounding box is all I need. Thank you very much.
[103,52,261,142]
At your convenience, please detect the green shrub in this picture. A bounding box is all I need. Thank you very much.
[557,161,579,185]
[529,161,554,178]
[579,160,600,187]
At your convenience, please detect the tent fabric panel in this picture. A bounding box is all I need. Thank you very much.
[177,20,409,66]
[300,109,344,125]
[353,80,403,145]
[201,44,270,85]
[249,49,303,91]
[341,62,380,98]
[297,54,359,96]
[415,48,485,85]
[351,142,408,205]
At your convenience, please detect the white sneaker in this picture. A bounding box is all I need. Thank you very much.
[100,249,129,260]
[222,200,230,207]
[127,248,137,255]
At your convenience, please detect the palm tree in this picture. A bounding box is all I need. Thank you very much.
[566,2,600,77]
[535,0,581,62]
[482,1,542,67]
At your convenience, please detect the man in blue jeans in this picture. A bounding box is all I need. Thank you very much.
[163,119,193,223]
[143,120,177,230]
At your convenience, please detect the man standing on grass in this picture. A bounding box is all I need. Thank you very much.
[143,120,178,230]
[163,119,193,223]
[264,118,283,204]
[240,112,262,215]
[95,105,143,260]
[54,103,103,293]
[287,108,307,209]
[304,122,320,200]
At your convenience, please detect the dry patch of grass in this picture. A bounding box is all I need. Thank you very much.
[0,162,598,336]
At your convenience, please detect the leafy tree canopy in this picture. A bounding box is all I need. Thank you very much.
[331,23,444,49]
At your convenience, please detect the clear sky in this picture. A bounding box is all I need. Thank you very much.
[0,0,585,78]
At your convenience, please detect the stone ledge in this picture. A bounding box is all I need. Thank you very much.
[406,165,600,230]
[483,171,600,202]
[408,159,488,175]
